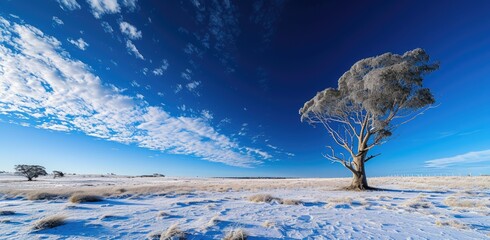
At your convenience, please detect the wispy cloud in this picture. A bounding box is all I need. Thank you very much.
[126,40,144,60]
[425,149,490,168]
[153,59,169,76]
[86,0,121,18]
[0,17,269,167]
[101,21,113,33]
[119,21,142,40]
[67,37,89,50]
[52,16,64,26]
[57,0,81,11]
[122,0,138,11]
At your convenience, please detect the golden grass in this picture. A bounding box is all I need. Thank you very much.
[27,192,68,200]
[261,220,275,228]
[444,196,489,209]
[2,176,490,199]
[161,223,186,240]
[248,194,279,203]
[31,215,66,231]
[68,194,103,203]
[402,195,434,210]
[435,219,468,230]
[223,228,247,240]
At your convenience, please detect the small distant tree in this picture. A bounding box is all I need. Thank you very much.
[300,48,438,190]
[14,165,48,181]
[53,171,64,179]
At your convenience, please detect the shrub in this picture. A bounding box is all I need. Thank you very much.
[53,171,64,178]
[69,194,103,203]
[223,229,247,240]
[31,215,66,231]
[15,165,47,181]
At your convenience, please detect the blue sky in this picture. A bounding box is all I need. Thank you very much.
[0,0,489,177]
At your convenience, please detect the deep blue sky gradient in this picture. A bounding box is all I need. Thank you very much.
[0,0,489,177]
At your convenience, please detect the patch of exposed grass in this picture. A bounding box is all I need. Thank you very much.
[444,196,489,209]
[27,192,68,200]
[261,220,275,228]
[402,195,434,210]
[280,199,302,205]
[161,222,186,240]
[31,215,66,231]
[435,219,468,230]
[157,211,169,218]
[248,194,280,203]
[69,194,103,203]
[223,228,247,240]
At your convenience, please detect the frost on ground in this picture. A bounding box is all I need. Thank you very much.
[0,174,489,239]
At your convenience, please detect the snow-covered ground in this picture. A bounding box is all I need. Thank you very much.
[0,174,489,239]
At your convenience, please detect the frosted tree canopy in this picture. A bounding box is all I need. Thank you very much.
[300,48,438,144]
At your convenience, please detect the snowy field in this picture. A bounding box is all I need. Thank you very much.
[0,174,489,239]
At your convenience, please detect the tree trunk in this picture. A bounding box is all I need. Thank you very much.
[27,177,32,181]
[348,155,369,190]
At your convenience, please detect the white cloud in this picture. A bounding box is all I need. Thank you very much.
[119,21,142,40]
[0,17,268,167]
[57,0,81,10]
[181,69,192,80]
[153,59,169,76]
[201,110,213,120]
[130,80,140,87]
[425,149,490,168]
[101,21,113,33]
[175,84,183,93]
[126,40,144,60]
[186,81,200,91]
[67,38,89,50]
[122,0,138,11]
[86,0,120,18]
[52,16,64,26]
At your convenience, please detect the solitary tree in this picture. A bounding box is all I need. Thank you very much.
[299,48,438,190]
[15,165,48,181]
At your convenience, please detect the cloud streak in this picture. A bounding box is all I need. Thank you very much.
[0,17,269,167]
[425,149,490,168]
[67,37,89,50]
[119,21,142,40]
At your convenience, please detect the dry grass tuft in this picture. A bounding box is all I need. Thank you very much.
[157,211,169,218]
[223,228,247,240]
[261,220,275,228]
[280,199,302,205]
[161,223,186,240]
[27,192,68,200]
[146,231,161,240]
[0,210,15,216]
[207,215,221,226]
[402,195,434,209]
[31,215,66,231]
[435,219,468,230]
[248,194,280,203]
[444,196,489,209]
[69,194,103,203]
